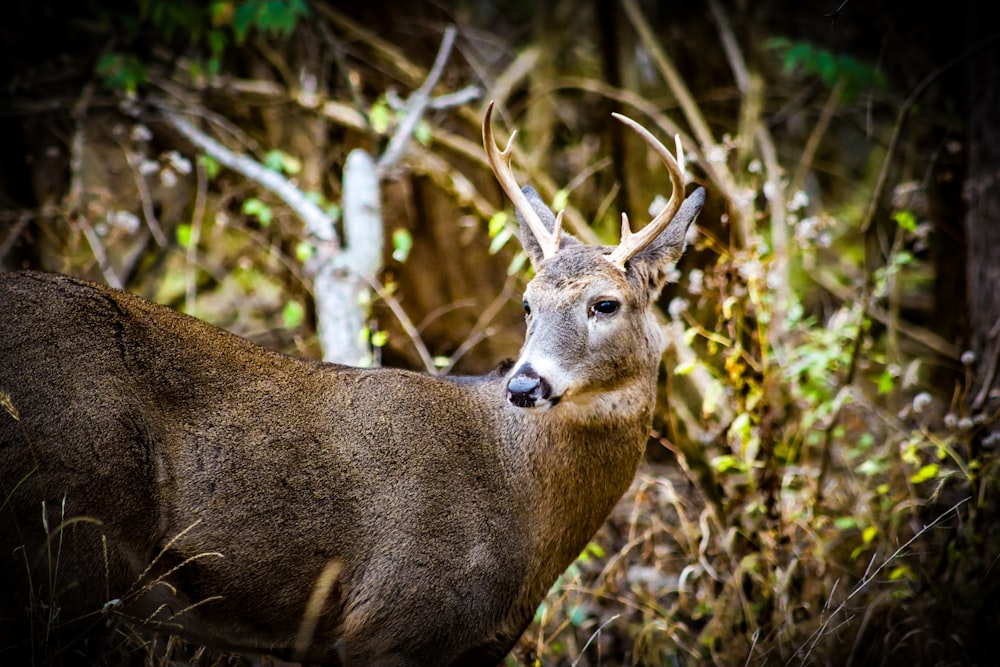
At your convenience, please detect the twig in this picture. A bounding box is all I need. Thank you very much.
[488,46,542,114]
[709,0,783,258]
[623,0,745,243]
[327,24,472,365]
[314,4,424,84]
[66,81,94,208]
[159,105,338,246]
[186,155,209,313]
[814,306,867,505]
[77,216,123,289]
[755,123,790,351]
[709,0,749,92]
[65,82,126,287]
[810,267,960,359]
[293,560,343,661]
[861,33,1000,233]
[789,79,845,197]
[197,74,601,244]
[369,275,439,375]
[0,215,30,262]
[427,86,480,111]
[621,0,715,150]
[571,613,620,666]
[377,26,467,175]
[790,497,970,665]
[438,277,518,375]
[118,140,169,248]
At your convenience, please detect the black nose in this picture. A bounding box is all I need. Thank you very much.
[507,368,552,407]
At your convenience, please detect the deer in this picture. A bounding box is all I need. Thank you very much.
[0,101,705,666]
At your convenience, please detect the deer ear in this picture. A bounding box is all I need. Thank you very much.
[516,186,581,266]
[626,186,705,295]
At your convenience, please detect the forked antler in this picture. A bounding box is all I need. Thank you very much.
[482,101,562,259]
[605,113,687,271]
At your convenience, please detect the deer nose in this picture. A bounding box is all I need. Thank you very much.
[507,367,552,408]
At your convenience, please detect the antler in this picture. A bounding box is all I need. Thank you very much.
[482,101,562,260]
[604,113,687,271]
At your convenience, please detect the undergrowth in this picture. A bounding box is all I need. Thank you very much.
[508,5,996,665]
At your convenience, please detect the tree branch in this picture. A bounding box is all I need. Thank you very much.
[159,106,338,246]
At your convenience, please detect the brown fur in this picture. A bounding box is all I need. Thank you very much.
[0,186,703,665]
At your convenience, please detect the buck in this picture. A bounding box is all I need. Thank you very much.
[0,101,704,666]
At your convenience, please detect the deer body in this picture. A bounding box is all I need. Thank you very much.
[0,104,704,665]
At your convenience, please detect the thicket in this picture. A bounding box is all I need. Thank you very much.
[2,1,996,665]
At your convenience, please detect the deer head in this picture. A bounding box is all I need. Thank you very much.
[483,101,705,412]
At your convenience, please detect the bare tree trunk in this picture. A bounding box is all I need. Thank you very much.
[963,6,1000,431]
[958,8,1000,658]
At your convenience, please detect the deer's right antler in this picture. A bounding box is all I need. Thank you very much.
[483,101,562,260]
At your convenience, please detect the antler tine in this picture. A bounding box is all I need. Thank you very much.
[482,101,561,259]
[605,113,687,271]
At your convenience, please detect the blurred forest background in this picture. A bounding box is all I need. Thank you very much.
[2,0,999,665]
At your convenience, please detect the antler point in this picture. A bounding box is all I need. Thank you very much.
[620,212,632,241]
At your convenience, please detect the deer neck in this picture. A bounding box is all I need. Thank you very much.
[492,374,655,603]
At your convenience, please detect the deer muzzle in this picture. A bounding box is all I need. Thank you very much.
[507,365,554,408]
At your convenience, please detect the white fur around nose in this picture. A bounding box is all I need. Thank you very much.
[510,347,569,400]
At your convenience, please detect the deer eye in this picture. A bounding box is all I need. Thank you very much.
[588,300,620,318]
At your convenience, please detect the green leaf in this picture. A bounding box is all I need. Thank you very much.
[242,197,273,225]
[176,223,193,248]
[294,241,314,263]
[892,250,914,267]
[816,50,837,86]
[731,412,752,440]
[910,463,939,484]
[232,3,257,44]
[893,209,917,232]
[551,189,568,212]
[876,369,895,394]
[489,227,513,255]
[370,330,389,348]
[264,149,301,175]
[506,251,529,276]
[674,359,696,375]
[711,454,741,473]
[369,100,391,135]
[282,300,305,328]
[198,155,220,179]
[567,604,588,626]
[95,53,147,94]
[414,120,433,146]
[323,202,342,222]
[833,516,856,530]
[210,1,235,26]
[208,28,228,62]
[257,0,308,37]
[392,228,413,262]
[488,211,509,238]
